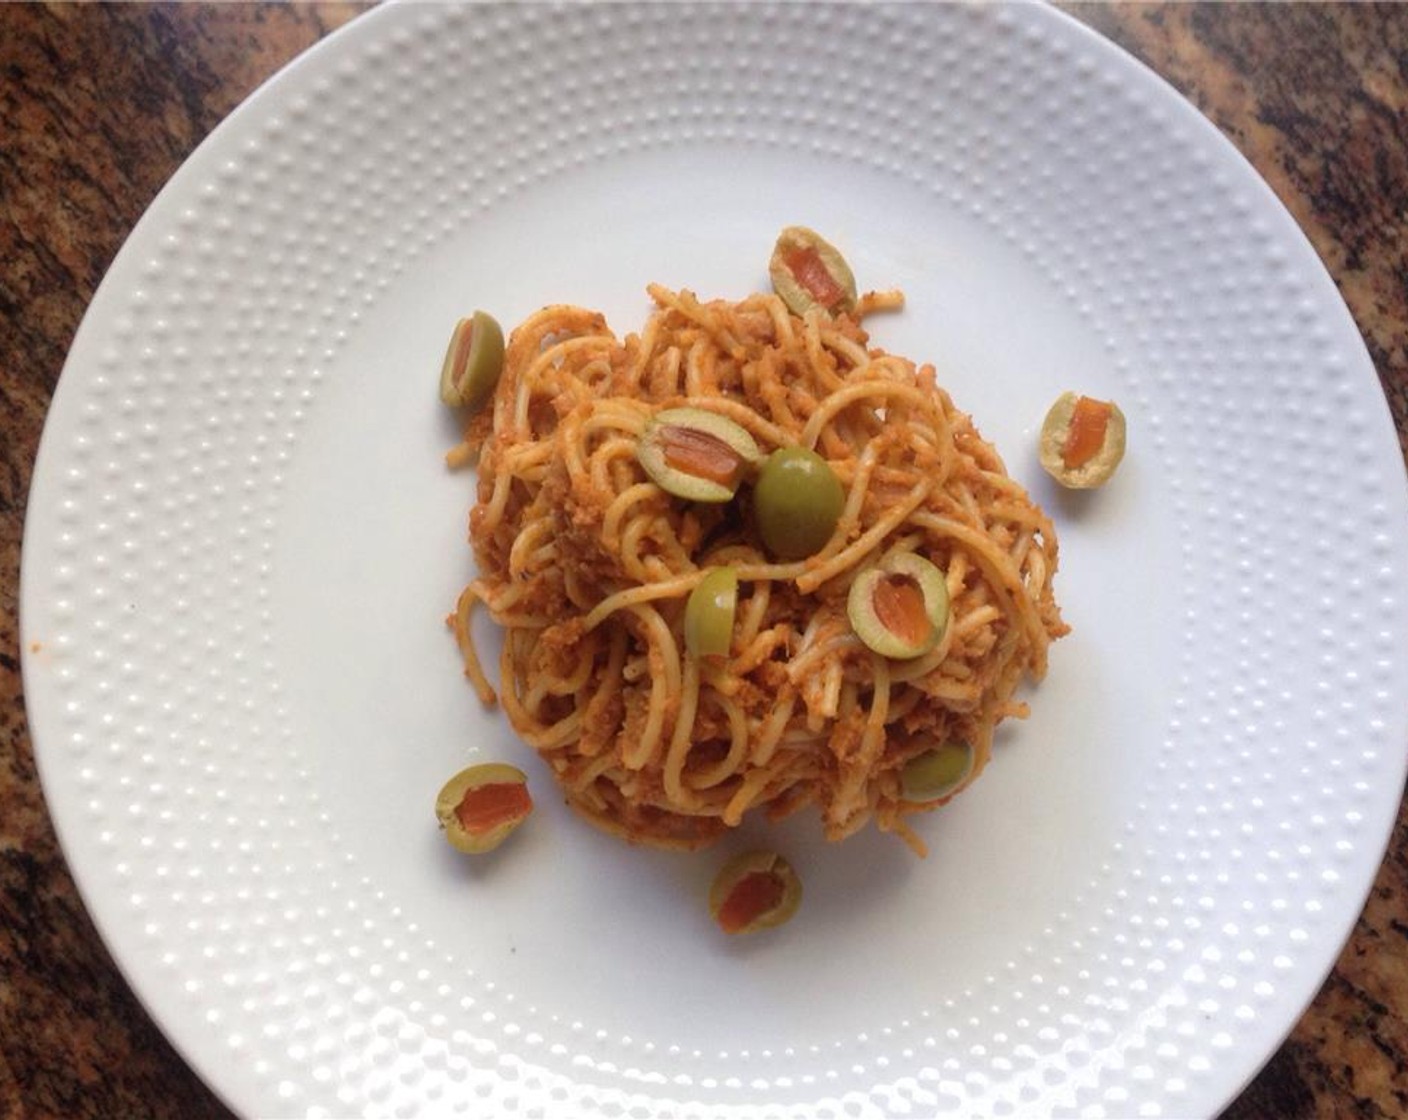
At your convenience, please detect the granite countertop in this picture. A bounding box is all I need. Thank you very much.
[1,4,1405,1117]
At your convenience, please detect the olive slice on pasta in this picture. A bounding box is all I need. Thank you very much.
[848,553,949,660]
[684,567,738,659]
[900,743,974,803]
[638,407,761,502]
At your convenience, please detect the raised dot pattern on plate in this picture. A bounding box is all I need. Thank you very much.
[21,3,1407,1119]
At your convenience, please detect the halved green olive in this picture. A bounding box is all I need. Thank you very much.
[900,742,974,802]
[847,552,949,659]
[439,310,506,412]
[769,226,858,317]
[637,407,762,502]
[435,762,532,853]
[753,446,844,561]
[708,850,802,935]
[685,567,738,659]
[1038,390,1127,489]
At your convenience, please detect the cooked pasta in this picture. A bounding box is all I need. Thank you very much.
[448,284,1067,855]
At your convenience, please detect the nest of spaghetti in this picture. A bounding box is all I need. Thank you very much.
[450,285,1067,856]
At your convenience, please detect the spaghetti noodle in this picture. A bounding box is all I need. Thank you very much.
[449,284,1067,855]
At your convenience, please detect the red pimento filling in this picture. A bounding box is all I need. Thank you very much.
[717,870,785,933]
[783,246,846,308]
[872,575,931,647]
[1061,396,1112,469]
[455,782,532,835]
[660,425,746,487]
[450,321,475,386]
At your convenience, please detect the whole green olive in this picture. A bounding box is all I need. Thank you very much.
[684,567,738,659]
[752,446,845,561]
[900,743,974,803]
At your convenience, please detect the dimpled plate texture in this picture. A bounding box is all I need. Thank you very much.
[21,3,1408,1118]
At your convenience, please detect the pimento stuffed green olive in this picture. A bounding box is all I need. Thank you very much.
[435,763,532,854]
[769,226,858,317]
[637,407,762,502]
[847,552,949,660]
[708,851,802,935]
[1038,391,1127,488]
[439,310,505,412]
[752,446,845,561]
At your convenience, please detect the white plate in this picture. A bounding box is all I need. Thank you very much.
[22,4,1408,1118]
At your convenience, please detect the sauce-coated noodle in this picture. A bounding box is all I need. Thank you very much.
[449,286,1067,855]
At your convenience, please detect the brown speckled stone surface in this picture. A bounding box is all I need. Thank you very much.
[1,4,1404,1118]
